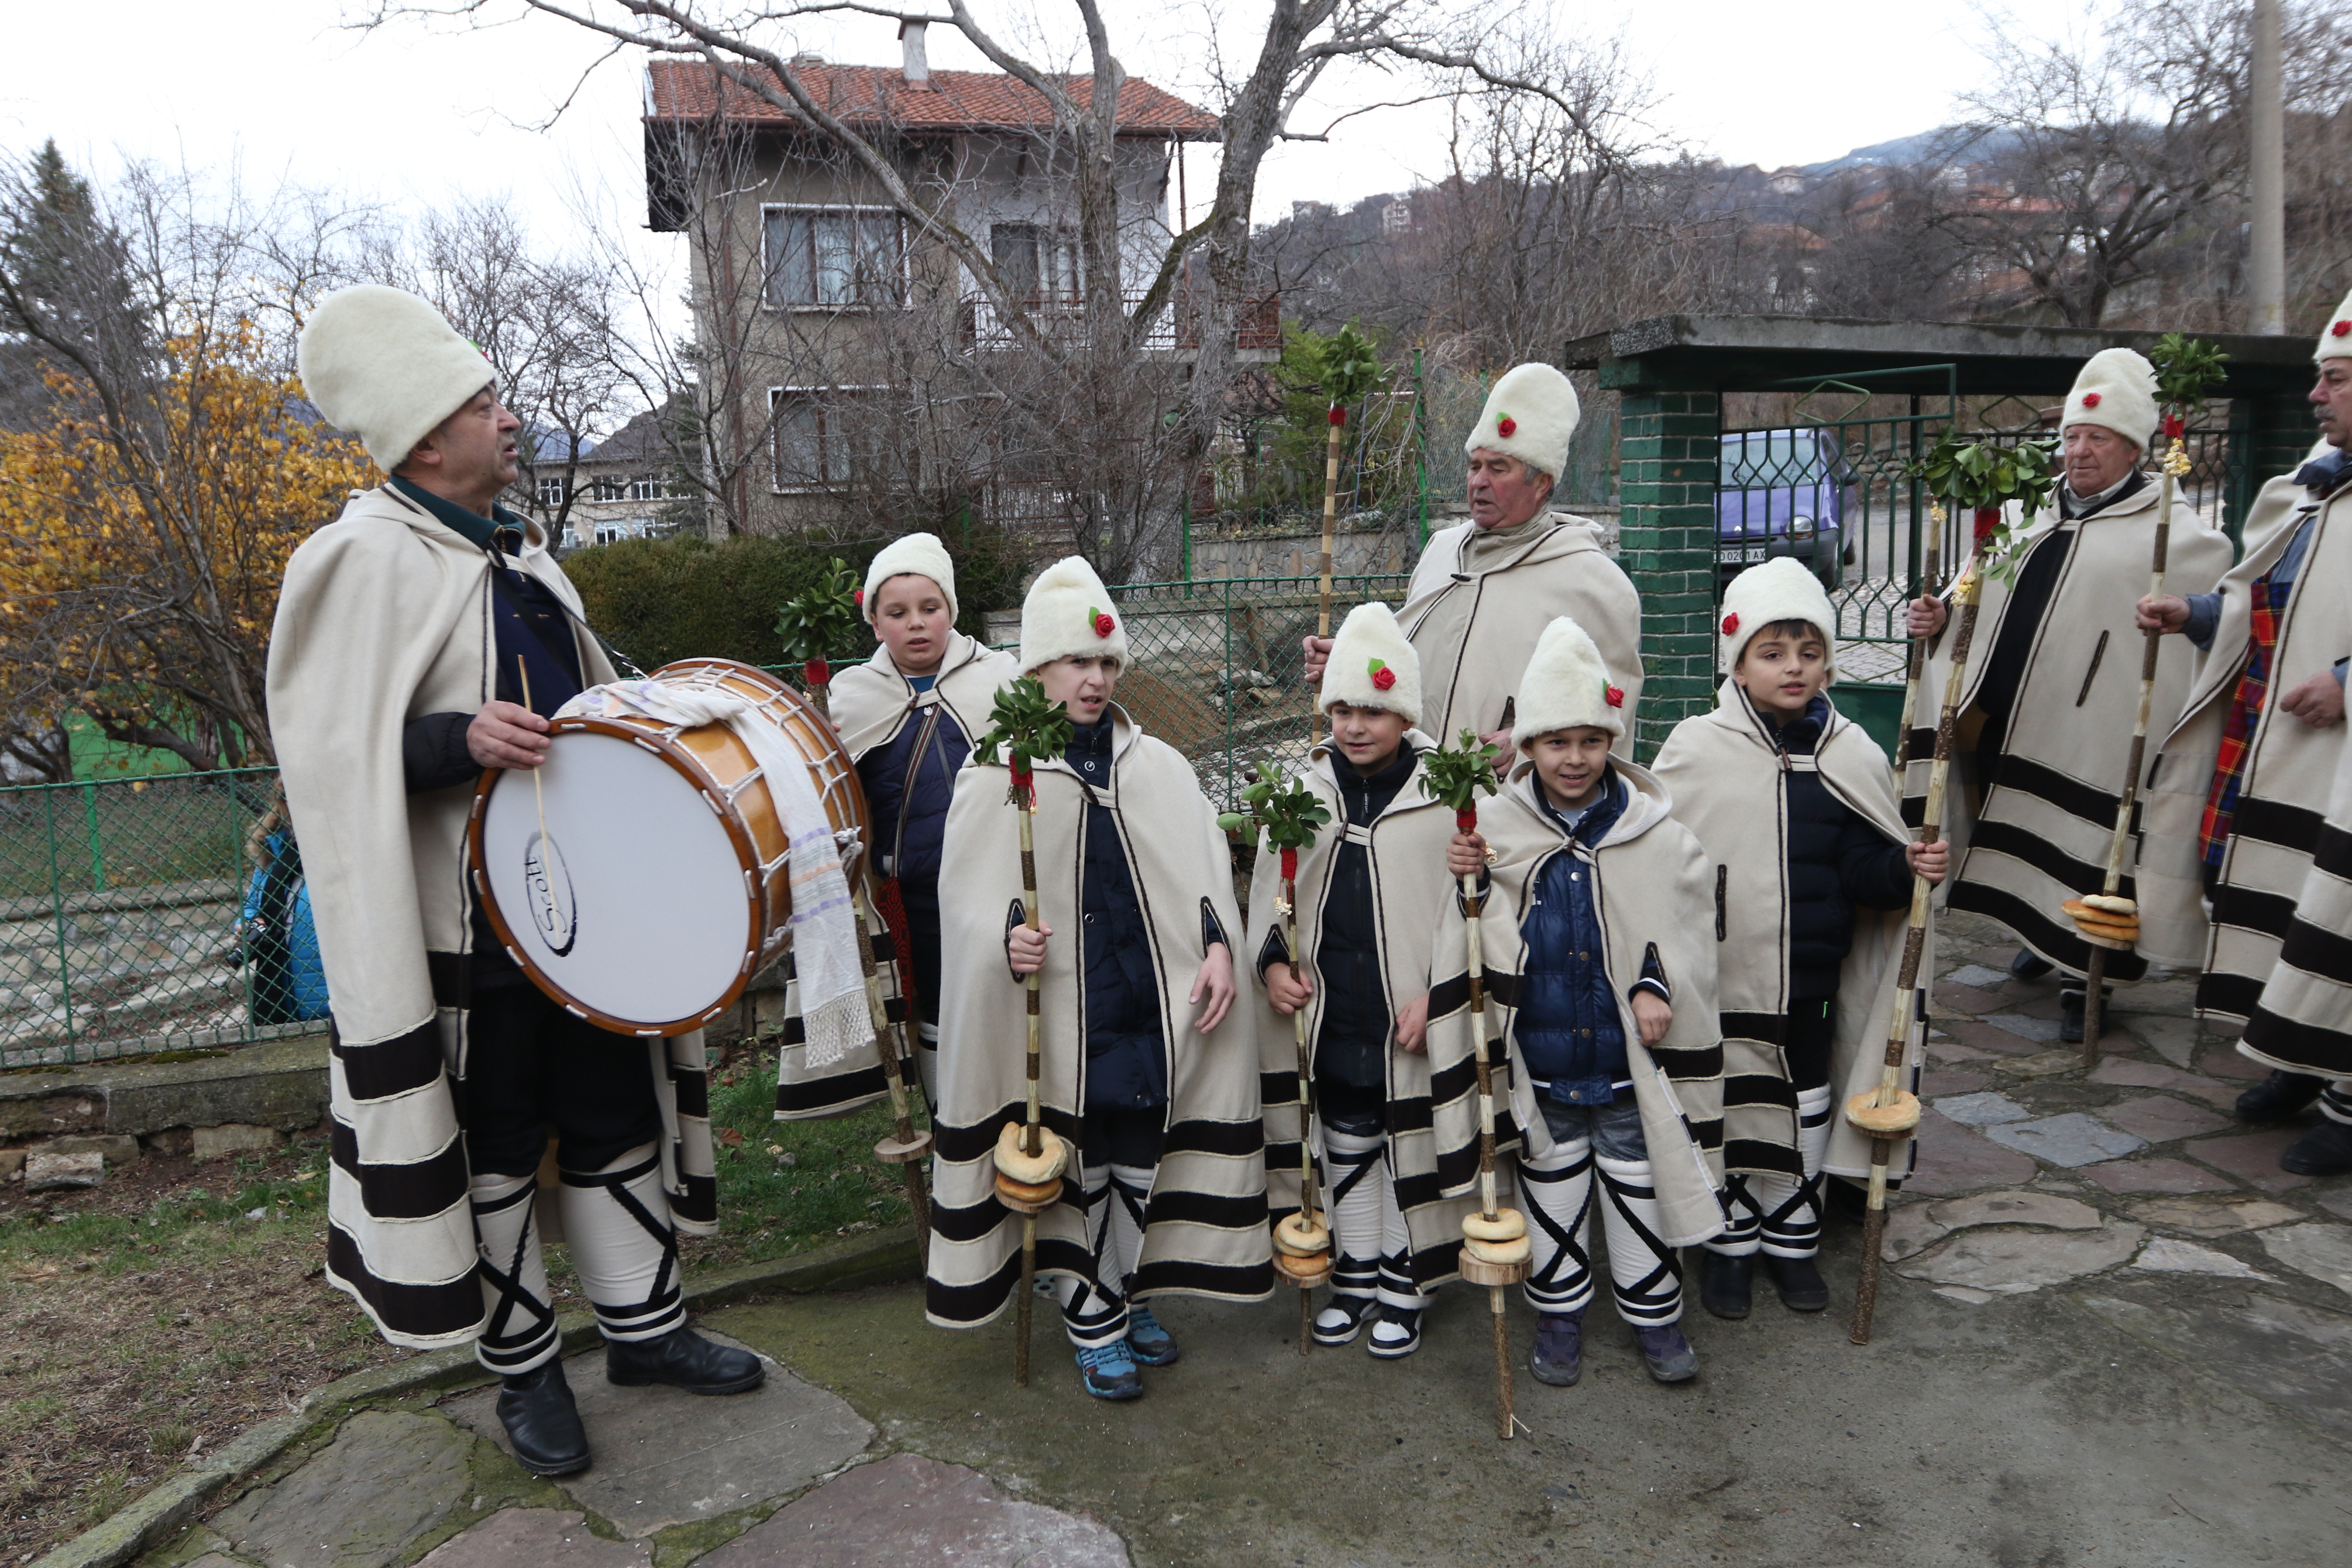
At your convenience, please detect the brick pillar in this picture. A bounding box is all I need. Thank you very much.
[1615,389,1721,761]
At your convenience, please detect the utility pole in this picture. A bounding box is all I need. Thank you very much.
[2249,0,2286,334]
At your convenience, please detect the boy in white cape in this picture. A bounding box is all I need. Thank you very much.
[1653,558,1945,1318]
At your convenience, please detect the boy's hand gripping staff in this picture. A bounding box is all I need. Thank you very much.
[1851,436,2056,1344]
[1308,325,1387,745]
[1422,732,1527,1438]
[1220,760,1335,1354]
[976,678,1076,1387]
[776,565,934,1260]
[2073,336,2228,1063]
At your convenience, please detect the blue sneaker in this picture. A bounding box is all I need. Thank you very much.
[1075,1343,1143,1401]
[1126,1306,1180,1366]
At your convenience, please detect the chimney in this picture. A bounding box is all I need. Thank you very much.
[899,20,931,87]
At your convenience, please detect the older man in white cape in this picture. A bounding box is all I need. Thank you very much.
[269,287,755,1480]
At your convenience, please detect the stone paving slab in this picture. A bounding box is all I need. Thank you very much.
[1925,1032,1998,1063]
[441,1342,873,1538]
[2259,1223,2352,1299]
[2131,1237,2272,1281]
[1920,1069,1989,1097]
[2079,1290,2352,1440]
[1943,964,2011,990]
[695,1454,1131,1568]
[413,1511,650,1568]
[2187,1130,2315,1193]
[1932,1018,2041,1056]
[1985,1112,2147,1167]
[2005,1048,2084,1077]
[1908,1110,2039,1196]
[1932,1090,2030,1127]
[2086,1158,2238,1195]
[2118,1015,2200,1069]
[1934,980,2010,1014]
[2100,1094,2231,1145]
[1981,1014,2064,1044]
[2197,1045,2266,1081]
[1929,1190,2103,1231]
[1894,1221,2144,1294]
[2126,1197,2303,1235]
[213,1412,474,1568]
[2088,1058,2238,1109]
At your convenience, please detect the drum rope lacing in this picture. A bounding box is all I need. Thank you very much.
[555,676,873,1067]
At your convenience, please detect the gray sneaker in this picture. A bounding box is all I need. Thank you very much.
[1635,1323,1698,1383]
[1528,1311,1583,1386]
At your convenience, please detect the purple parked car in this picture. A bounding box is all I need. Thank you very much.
[1717,428,1845,590]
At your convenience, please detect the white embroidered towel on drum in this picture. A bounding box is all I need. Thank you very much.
[557,679,873,1066]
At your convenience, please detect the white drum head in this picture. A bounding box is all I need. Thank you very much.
[477,731,755,1029]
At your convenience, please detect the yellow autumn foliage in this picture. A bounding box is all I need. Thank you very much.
[0,317,371,770]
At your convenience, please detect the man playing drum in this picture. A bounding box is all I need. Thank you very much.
[269,286,759,1479]
[1303,362,1643,754]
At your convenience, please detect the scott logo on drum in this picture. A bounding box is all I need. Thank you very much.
[521,831,579,956]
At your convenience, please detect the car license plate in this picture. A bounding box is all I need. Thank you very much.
[1737,545,1768,562]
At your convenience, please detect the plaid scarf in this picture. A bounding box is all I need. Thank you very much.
[2199,574,2282,869]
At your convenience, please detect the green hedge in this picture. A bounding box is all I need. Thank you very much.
[564,527,1031,672]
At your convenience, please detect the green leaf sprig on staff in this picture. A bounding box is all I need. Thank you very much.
[1905,429,2061,587]
[1316,322,1389,410]
[773,556,865,686]
[1215,756,1333,851]
[976,676,1075,809]
[2148,334,2229,477]
[1419,728,1504,827]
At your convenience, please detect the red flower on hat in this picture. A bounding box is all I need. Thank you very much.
[2334,320,2351,337]
[1605,684,1624,708]
[1721,612,1739,636]
[1369,658,1396,691]
[1090,607,1115,637]
[1497,415,1517,438]
[2082,392,2101,408]
[852,587,864,605]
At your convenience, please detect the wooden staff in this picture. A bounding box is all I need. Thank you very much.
[1452,805,1526,1439]
[2075,435,2188,1063]
[1849,542,1988,1346]
[1891,504,1948,786]
[1011,763,1045,1384]
[1280,850,1329,1355]
[1310,401,1343,747]
[802,676,934,1256]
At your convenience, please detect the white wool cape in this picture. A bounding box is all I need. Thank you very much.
[1652,685,1927,1181]
[1318,600,1422,726]
[923,707,1269,1327]
[2145,459,2352,1025]
[266,484,715,1350]
[2241,725,2352,1079]
[1398,517,1642,752]
[772,632,1018,1119]
[862,532,959,624]
[1244,735,1481,1286]
[297,286,496,472]
[1909,479,2231,980]
[1424,762,1727,1247]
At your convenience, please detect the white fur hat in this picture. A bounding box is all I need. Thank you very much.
[1317,601,1421,726]
[2317,285,2352,362]
[1719,556,1840,678]
[1512,616,1626,746]
[2061,347,2158,450]
[1464,362,1580,484]
[297,285,494,472]
[1019,555,1129,675]
[863,532,957,624]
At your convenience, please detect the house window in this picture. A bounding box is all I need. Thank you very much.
[990,223,1081,301]
[536,475,567,507]
[763,208,902,308]
[628,476,663,502]
[771,390,877,490]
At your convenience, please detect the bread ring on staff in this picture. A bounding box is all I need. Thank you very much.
[994,1173,1060,1207]
[1464,1233,1533,1267]
[1461,1208,1527,1244]
[2082,893,2137,916]
[2073,915,2139,940]
[993,1123,1069,1184]
[1274,1213,1330,1257]
[1846,1089,1921,1136]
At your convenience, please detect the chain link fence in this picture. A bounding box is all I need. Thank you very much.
[0,769,324,1067]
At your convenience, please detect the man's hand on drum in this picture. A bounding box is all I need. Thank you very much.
[1190,942,1236,1033]
[1905,596,1948,639]
[469,701,552,770]
[1006,918,1052,976]
[1300,634,1332,689]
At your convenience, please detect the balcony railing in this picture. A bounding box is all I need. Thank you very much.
[959,289,1281,357]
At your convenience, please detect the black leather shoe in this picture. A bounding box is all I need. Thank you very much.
[2009,947,2055,981]
[2237,1070,2325,1122]
[497,1359,590,1476]
[2279,1118,2352,1176]
[1699,1250,1754,1320]
[605,1327,766,1395]
[2058,986,2111,1045]
[1764,1253,1830,1312]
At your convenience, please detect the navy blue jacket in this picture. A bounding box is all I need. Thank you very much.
[1772,697,1913,999]
[856,681,971,1020]
[1512,770,1669,1105]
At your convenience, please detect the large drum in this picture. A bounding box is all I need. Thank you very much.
[468,658,869,1035]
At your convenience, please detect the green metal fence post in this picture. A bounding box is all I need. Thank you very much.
[41,785,79,1062]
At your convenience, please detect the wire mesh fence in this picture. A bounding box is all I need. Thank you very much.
[0,769,324,1067]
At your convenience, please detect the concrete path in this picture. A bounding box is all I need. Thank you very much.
[134,915,2352,1568]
